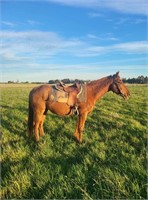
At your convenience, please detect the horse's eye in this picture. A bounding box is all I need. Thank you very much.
[117,80,122,84]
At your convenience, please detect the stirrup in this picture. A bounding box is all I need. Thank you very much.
[72,105,79,115]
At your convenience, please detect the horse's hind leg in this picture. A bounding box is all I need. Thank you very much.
[28,106,34,137]
[39,109,48,137]
[33,112,40,142]
[39,114,46,137]
[33,108,45,142]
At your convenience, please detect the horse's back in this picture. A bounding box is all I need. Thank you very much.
[29,84,52,105]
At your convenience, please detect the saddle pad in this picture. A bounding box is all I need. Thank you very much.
[50,84,87,104]
[50,86,69,103]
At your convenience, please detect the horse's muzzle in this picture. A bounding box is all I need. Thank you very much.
[122,91,130,100]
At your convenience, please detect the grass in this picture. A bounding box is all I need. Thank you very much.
[1,84,147,199]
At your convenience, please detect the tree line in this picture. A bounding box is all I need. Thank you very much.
[48,78,86,84]
[6,75,148,84]
[49,76,148,84]
[122,76,148,84]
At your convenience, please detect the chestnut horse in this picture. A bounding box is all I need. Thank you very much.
[28,72,130,143]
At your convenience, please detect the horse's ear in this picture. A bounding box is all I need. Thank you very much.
[115,71,120,77]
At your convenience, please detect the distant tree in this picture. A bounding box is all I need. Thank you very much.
[122,78,126,83]
[137,76,145,84]
[48,80,55,84]
[123,76,148,84]
[74,79,84,84]
[61,78,70,84]
[144,76,148,84]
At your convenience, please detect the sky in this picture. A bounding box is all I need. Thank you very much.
[1,0,148,82]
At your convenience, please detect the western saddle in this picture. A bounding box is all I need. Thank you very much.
[55,81,82,114]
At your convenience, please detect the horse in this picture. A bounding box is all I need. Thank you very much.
[28,72,130,143]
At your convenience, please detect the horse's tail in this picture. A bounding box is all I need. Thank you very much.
[28,98,34,136]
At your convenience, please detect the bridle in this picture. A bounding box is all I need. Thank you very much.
[112,78,125,98]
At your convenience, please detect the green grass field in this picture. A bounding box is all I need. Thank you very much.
[1,84,147,199]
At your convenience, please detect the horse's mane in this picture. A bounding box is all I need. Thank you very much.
[88,75,113,88]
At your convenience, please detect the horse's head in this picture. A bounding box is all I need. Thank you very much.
[109,72,130,100]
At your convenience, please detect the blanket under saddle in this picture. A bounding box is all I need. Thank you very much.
[50,84,87,106]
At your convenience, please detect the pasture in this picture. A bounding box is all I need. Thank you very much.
[1,84,147,199]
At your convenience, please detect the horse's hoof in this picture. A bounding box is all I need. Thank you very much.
[36,138,40,142]
[40,133,45,137]
[74,136,82,144]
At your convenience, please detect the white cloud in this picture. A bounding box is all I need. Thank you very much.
[0,31,65,60]
[0,31,147,64]
[1,20,41,28]
[87,34,119,42]
[76,41,148,57]
[105,0,148,15]
[88,12,104,18]
[46,0,148,15]
[115,17,146,25]
[112,41,148,53]
[1,21,17,27]
[3,0,147,16]
[1,30,147,81]
[27,20,41,25]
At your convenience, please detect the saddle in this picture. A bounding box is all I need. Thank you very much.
[55,81,82,107]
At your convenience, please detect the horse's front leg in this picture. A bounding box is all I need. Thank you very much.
[74,112,88,143]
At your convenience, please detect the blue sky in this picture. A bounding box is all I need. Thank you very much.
[1,0,148,82]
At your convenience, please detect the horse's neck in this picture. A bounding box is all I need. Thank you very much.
[88,77,112,103]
